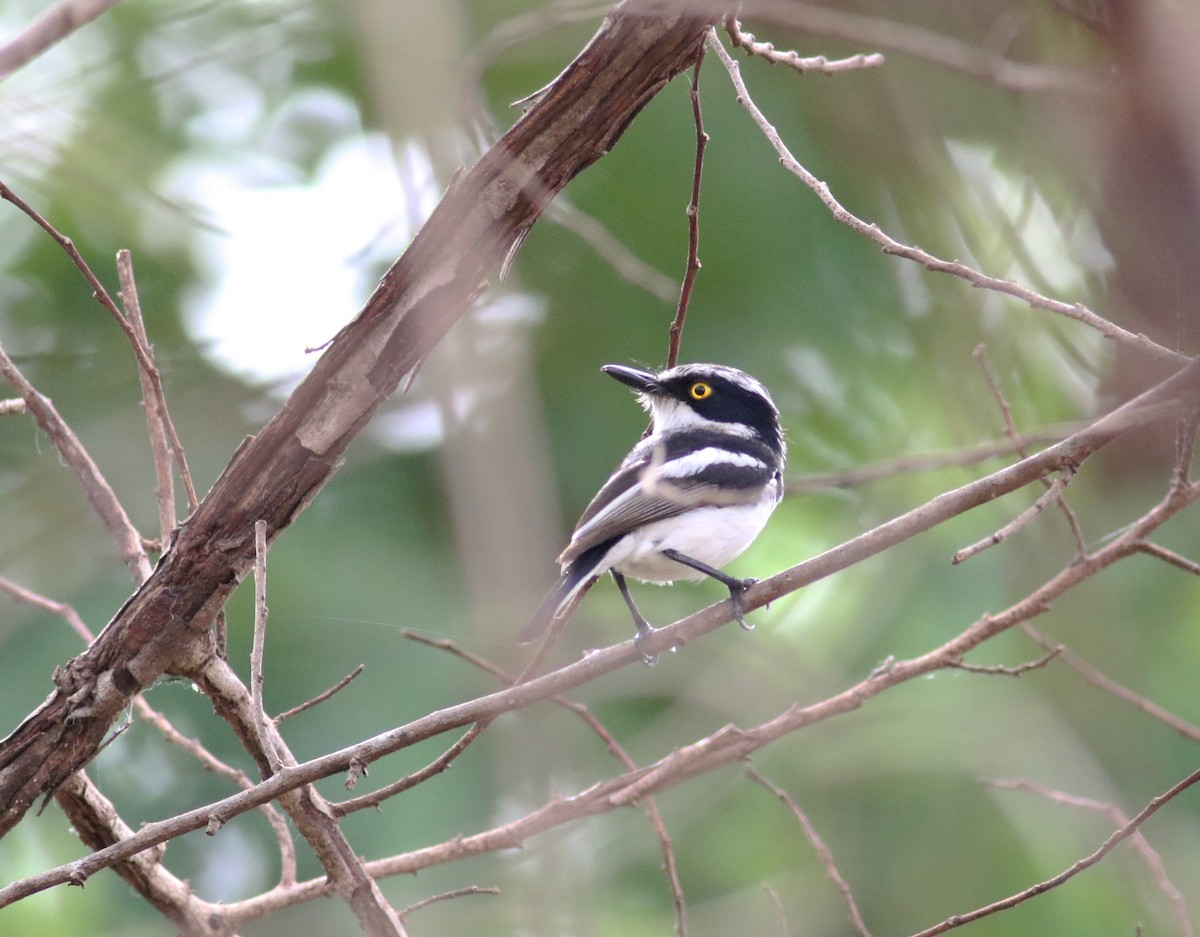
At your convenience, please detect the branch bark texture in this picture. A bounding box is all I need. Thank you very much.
[0,0,718,838]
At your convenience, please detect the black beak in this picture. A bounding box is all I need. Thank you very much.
[602,364,657,392]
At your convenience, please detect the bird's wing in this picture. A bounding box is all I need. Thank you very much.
[559,435,777,566]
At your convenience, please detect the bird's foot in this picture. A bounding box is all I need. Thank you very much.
[633,620,659,666]
[728,577,758,631]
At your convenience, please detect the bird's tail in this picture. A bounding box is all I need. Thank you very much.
[518,542,612,644]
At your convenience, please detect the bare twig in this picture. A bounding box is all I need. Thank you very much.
[0,575,299,890]
[725,17,884,74]
[704,33,1184,368]
[1021,624,1200,742]
[402,628,689,932]
[333,723,486,815]
[275,665,367,724]
[748,768,873,937]
[0,0,120,80]
[546,200,677,303]
[0,341,151,584]
[974,344,1085,554]
[397,885,500,922]
[668,49,707,368]
[117,250,176,542]
[945,647,1061,676]
[911,767,1200,937]
[5,358,1198,912]
[1136,541,1200,577]
[983,778,1194,937]
[737,0,1107,95]
[763,883,790,937]
[952,468,1075,564]
[785,425,1081,494]
[251,520,282,775]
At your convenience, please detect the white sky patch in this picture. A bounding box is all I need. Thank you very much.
[174,134,437,390]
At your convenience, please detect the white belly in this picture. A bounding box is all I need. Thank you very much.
[603,487,780,583]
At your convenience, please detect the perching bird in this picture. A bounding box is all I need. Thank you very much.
[520,362,786,652]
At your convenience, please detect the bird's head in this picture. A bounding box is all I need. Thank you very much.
[602,363,784,456]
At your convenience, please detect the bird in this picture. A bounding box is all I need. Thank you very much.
[520,362,786,654]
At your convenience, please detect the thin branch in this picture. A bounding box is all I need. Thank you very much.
[704,32,1184,368]
[0,0,120,80]
[725,17,884,74]
[546,199,678,304]
[747,768,873,937]
[0,574,299,885]
[1021,624,1200,742]
[275,665,367,724]
[0,341,151,584]
[397,886,500,922]
[333,723,487,816]
[117,250,176,542]
[785,425,1081,494]
[910,766,1200,937]
[945,647,1061,676]
[952,468,1075,564]
[983,778,1194,937]
[974,344,1085,554]
[401,629,689,932]
[6,359,1199,911]
[737,0,1107,95]
[668,49,707,368]
[251,520,282,775]
[1136,541,1200,577]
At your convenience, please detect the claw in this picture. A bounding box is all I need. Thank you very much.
[634,623,659,666]
[729,578,757,631]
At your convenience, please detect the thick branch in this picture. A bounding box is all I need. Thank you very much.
[0,0,718,839]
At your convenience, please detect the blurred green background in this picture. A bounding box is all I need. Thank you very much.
[2,1,1198,935]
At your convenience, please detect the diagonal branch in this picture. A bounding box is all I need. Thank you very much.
[0,0,721,839]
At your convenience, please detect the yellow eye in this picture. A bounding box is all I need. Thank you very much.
[689,381,713,401]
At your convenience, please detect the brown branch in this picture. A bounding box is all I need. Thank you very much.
[53,771,231,936]
[747,768,873,937]
[251,520,282,775]
[0,0,120,80]
[910,766,1200,937]
[400,629,689,931]
[397,885,500,922]
[705,31,1184,369]
[952,468,1075,564]
[333,723,487,816]
[974,344,1086,554]
[945,647,1061,676]
[5,358,1199,910]
[116,250,183,538]
[0,0,721,838]
[667,49,707,368]
[737,0,1107,95]
[724,17,885,74]
[1021,624,1200,742]
[0,341,151,584]
[275,664,367,724]
[784,425,1081,493]
[983,778,1194,937]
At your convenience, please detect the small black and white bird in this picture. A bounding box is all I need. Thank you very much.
[520,362,787,650]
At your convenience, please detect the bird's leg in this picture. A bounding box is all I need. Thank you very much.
[612,571,657,664]
[660,548,758,631]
